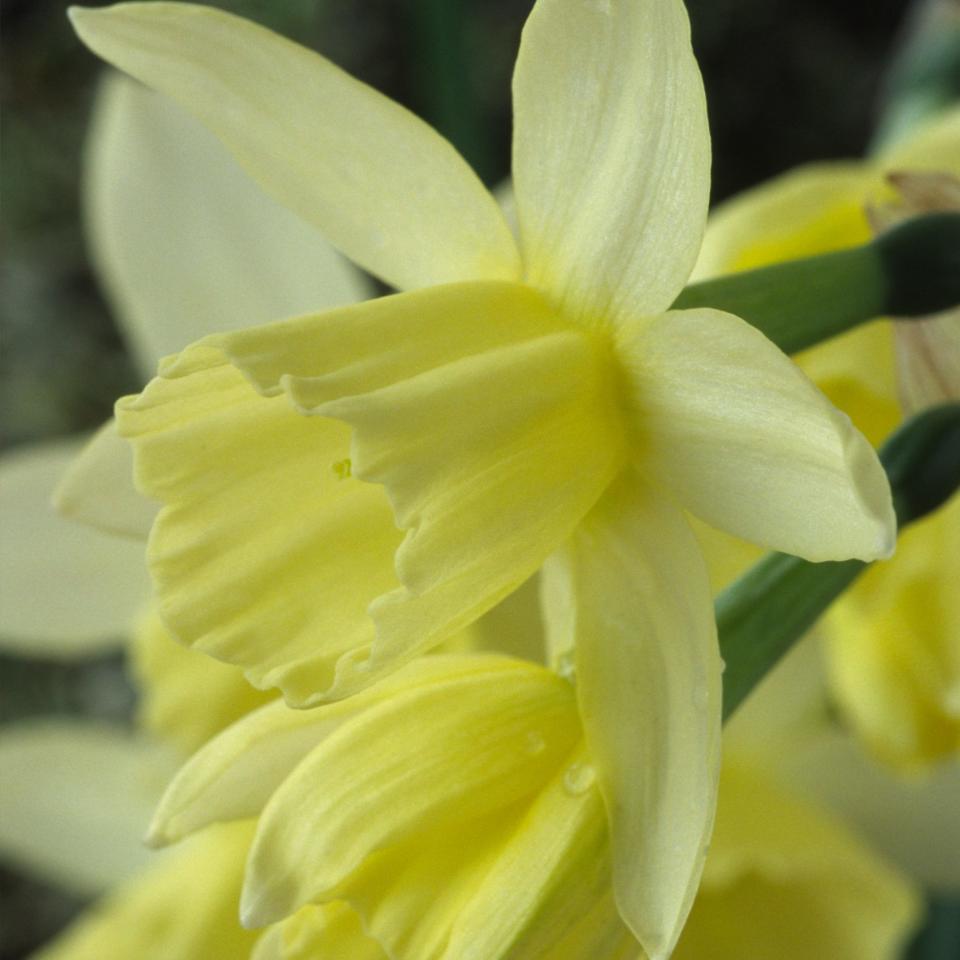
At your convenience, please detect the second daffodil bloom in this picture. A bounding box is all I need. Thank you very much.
[70,1,893,954]
[694,105,960,767]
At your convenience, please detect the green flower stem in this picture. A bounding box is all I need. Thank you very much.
[719,402,960,721]
[673,213,960,356]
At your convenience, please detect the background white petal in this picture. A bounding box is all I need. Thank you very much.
[53,419,157,540]
[0,438,150,654]
[84,70,372,375]
[0,721,175,894]
[72,5,520,295]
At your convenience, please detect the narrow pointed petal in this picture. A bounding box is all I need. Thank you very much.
[149,657,508,847]
[116,354,403,706]
[212,281,625,682]
[675,762,920,960]
[84,71,370,374]
[0,438,150,653]
[70,3,520,292]
[0,722,173,894]
[34,822,258,960]
[243,657,580,926]
[512,0,710,321]
[542,473,722,960]
[617,308,895,561]
[693,163,872,280]
[53,419,158,540]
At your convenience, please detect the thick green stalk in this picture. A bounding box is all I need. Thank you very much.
[673,213,960,355]
[719,403,960,721]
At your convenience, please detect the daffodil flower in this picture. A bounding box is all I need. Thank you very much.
[141,652,917,960]
[693,105,960,767]
[66,2,898,952]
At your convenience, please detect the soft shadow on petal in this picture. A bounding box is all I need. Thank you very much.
[616,308,895,562]
[70,4,519,292]
[0,437,150,652]
[543,471,721,960]
[83,71,370,376]
[513,0,710,322]
[252,902,385,960]
[132,605,275,755]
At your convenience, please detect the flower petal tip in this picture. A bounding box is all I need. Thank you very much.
[142,820,170,850]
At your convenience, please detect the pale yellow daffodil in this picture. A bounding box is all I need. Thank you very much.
[143,651,918,960]
[694,105,960,768]
[66,3,898,952]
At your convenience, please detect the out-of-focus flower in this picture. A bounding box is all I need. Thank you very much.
[67,4,896,950]
[694,106,960,768]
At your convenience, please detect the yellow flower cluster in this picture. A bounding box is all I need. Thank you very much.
[0,1,956,959]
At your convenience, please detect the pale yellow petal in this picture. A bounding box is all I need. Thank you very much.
[543,473,721,960]
[0,722,173,894]
[115,353,402,706]
[822,495,960,767]
[242,656,580,926]
[148,657,513,847]
[34,822,258,960]
[84,71,370,376]
[617,308,895,561]
[512,0,710,321]
[53,419,158,540]
[693,162,874,280]
[794,320,901,450]
[212,282,624,683]
[254,903,385,960]
[447,746,637,960]
[70,3,520,292]
[674,761,921,960]
[131,605,275,754]
[0,438,150,653]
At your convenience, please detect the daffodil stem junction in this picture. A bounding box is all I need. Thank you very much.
[673,213,960,356]
[719,402,960,721]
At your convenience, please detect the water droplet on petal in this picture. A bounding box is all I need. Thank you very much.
[524,731,546,756]
[563,761,596,796]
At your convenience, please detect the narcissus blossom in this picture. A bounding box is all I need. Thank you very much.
[694,106,960,768]
[69,0,897,950]
[69,1,895,953]
[145,654,917,960]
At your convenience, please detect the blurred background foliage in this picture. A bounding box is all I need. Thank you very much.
[0,0,954,956]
